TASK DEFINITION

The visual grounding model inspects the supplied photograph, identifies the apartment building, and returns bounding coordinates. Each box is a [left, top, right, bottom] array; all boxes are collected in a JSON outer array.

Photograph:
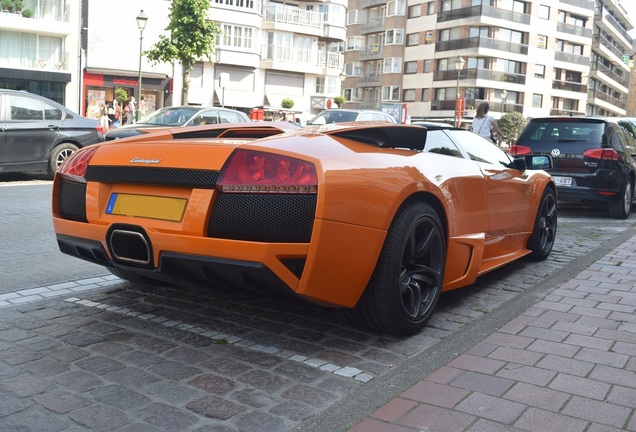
[[0, 0, 347, 117], [0, 0, 82, 112], [342, 0, 634, 123]]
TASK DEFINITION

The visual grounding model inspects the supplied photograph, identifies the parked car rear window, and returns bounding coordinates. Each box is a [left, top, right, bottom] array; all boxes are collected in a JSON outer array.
[[519, 120, 605, 145]]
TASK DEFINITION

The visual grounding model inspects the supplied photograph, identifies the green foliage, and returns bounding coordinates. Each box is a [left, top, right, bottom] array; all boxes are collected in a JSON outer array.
[[144, 0, 220, 104], [281, 98, 294, 109], [498, 111, 527, 144], [115, 88, 129, 106], [334, 96, 346, 108], [21, 7, 32, 17], [12, 0, 22, 9], [1, 0, 14, 8]]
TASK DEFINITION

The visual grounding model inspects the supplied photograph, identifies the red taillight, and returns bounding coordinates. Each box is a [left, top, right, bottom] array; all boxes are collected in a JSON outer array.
[[57, 146, 98, 183], [509, 145, 531, 155], [217, 149, 317, 194], [583, 148, 620, 161]]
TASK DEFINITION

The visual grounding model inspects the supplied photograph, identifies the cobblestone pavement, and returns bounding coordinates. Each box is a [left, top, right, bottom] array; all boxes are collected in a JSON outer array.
[[0, 208, 634, 431]]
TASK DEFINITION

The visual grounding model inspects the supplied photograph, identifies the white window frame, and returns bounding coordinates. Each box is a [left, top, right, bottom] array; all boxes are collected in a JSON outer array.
[[382, 85, 401, 101]]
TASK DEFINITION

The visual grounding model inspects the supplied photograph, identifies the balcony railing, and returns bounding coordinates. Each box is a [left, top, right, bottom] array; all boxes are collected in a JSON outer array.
[[433, 68, 526, 85], [560, 0, 594, 9], [554, 51, 590, 66], [361, 17, 385, 34], [263, 5, 323, 29], [436, 36, 528, 55], [592, 33, 625, 60], [359, 45, 384, 60], [262, 45, 343, 69], [556, 22, 593, 38], [438, 5, 530, 25], [591, 61, 629, 88], [552, 80, 587, 93], [595, 6, 631, 43], [359, 72, 382, 84], [588, 89, 624, 108]]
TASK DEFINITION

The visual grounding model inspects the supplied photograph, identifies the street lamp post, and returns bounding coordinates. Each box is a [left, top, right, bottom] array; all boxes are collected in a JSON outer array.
[[501, 89, 508, 114], [136, 10, 148, 122], [454, 55, 466, 128]]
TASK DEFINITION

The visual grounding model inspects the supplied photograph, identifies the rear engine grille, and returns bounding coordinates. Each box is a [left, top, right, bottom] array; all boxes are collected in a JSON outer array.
[[58, 178, 88, 222], [173, 130, 226, 139], [208, 194, 316, 243], [86, 166, 218, 188]]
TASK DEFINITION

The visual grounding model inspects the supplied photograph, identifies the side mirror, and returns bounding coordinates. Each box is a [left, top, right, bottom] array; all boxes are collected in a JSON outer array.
[[524, 155, 553, 170]]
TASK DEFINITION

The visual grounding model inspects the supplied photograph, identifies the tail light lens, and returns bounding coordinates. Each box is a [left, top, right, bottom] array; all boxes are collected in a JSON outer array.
[[217, 149, 317, 194], [583, 148, 620, 161], [57, 147, 98, 183], [509, 145, 531, 155]]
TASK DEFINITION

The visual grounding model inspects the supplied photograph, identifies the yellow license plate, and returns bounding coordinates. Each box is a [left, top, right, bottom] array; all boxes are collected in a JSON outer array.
[[106, 193, 187, 222]]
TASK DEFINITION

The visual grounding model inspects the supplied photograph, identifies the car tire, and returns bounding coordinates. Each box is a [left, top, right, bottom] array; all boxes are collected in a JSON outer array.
[[48, 143, 79, 178], [608, 179, 633, 219], [338, 201, 446, 335], [527, 187, 557, 261]]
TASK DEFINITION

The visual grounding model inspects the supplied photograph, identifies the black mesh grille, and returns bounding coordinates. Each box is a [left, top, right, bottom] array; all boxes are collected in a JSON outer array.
[[173, 130, 225, 139], [85, 166, 218, 188], [208, 194, 316, 243], [281, 258, 307, 278], [58, 178, 87, 222]]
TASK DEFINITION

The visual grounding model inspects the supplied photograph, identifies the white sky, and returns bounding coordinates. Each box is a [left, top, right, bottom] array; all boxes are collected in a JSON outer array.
[[618, 0, 636, 37]]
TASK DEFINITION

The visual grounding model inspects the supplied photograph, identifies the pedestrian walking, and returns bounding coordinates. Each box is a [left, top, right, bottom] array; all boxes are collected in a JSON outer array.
[[472, 102, 504, 143]]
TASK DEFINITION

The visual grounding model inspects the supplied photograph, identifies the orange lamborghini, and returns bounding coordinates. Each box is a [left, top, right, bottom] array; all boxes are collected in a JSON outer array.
[[52, 121, 557, 335]]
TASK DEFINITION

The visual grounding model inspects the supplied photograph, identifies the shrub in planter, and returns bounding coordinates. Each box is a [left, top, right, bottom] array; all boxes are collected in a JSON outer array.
[[21, 8, 33, 17]]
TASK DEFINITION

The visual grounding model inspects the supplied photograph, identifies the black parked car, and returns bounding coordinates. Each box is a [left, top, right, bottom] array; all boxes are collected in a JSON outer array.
[[511, 116, 636, 219], [104, 106, 251, 141], [0, 89, 104, 177]]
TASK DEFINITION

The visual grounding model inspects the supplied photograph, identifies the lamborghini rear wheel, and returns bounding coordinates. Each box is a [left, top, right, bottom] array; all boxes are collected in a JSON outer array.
[[339, 201, 446, 335]]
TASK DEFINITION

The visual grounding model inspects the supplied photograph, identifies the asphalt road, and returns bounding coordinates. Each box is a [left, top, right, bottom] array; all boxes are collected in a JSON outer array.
[[1, 173, 635, 431]]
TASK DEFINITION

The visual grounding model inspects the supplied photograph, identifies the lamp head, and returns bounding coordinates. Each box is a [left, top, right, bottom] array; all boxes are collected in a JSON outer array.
[[136, 9, 148, 31], [454, 55, 466, 71]]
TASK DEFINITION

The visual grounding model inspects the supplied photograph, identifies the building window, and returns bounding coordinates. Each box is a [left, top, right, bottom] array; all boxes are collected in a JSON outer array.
[[403, 89, 416, 101], [346, 36, 365, 51], [423, 59, 431, 72], [421, 88, 429, 102], [387, 0, 405, 16], [221, 25, 254, 49], [537, 35, 547, 49], [557, 39, 583, 55], [347, 10, 361, 25], [408, 4, 421, 18], [215, 0, 255, 9], [383, 57, 402, 73], [532, 93, 543, 107], [405, 61, 417, 73], [382, 85, 401, 101], [535, 64, 545, 78], [539, 4, 549, 19], [407, 33, 419, 46], [427, 1, 435, 14], [385, 29, 404, 45], [315, 77, 325, 94]]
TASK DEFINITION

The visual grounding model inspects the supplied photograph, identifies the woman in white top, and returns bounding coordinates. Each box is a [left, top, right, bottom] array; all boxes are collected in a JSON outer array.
[[472, 102, 504, 143]]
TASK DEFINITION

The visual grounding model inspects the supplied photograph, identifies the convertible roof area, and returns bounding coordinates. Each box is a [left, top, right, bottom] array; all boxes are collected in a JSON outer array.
[[130, 122, 429, 151], [324, 124, 428, 151]]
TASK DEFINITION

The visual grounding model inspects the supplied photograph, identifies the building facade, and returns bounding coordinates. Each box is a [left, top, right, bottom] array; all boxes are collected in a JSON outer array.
[[342, 0, 634, 123], [1, 0, 633, 122]]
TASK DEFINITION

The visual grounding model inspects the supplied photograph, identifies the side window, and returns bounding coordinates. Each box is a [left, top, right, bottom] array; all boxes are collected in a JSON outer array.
[[44, 102, 63, 120], [424, 130, 463, 158], [219, 111, 243, 123], [195, 112, 219, 125], [9, 96, 44, 120], [358, 113, 373, 121], [446, 130, 513, 167]]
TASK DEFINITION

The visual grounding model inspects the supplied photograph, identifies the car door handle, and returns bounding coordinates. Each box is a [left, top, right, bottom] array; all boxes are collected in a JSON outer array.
[[47, 125, 61, 131]]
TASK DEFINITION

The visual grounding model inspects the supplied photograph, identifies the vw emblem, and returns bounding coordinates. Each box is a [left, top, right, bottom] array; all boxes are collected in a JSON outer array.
[[551, 149, 561, 157]]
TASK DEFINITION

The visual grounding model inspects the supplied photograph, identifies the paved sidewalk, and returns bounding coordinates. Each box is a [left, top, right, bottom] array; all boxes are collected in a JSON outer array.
[[345, 235, 636, 431]]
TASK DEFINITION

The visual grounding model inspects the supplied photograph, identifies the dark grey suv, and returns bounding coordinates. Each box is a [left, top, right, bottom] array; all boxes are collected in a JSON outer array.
[[512, 116, 636, 219], [0, 89, 104, 177]]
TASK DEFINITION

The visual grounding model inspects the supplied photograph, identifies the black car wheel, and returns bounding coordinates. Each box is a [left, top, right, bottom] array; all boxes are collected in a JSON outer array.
[[527, 188, 557, 261], [48, 143, 79, 178], [339, 201, 446, 335], [608, 179, 633, 219]]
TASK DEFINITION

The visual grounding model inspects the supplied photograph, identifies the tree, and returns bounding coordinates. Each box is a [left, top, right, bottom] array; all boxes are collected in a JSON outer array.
[[144, 0, 220, 105], [334, 96, 346, 108], [281, 98, 294, 109], [498, 111, 527, 145]]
